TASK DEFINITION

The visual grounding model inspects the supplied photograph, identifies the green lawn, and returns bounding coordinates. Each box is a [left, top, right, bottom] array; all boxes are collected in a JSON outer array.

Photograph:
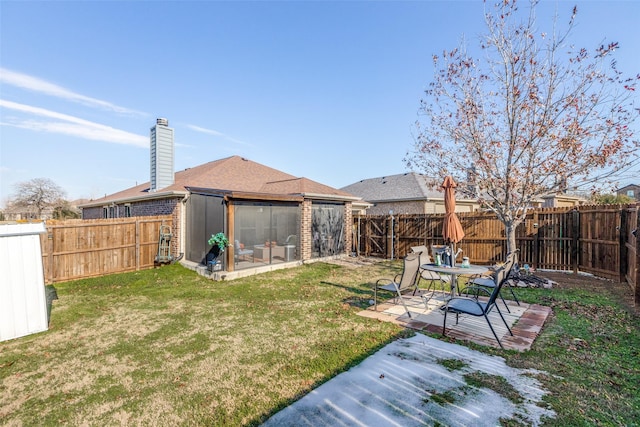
[[0, 261, 638, 426]]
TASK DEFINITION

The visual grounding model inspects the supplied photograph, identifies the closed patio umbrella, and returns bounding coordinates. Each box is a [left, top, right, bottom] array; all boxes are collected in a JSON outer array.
[[442, 176, 465, 266]]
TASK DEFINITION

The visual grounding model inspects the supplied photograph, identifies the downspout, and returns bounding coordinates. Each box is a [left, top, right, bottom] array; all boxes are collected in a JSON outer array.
[[178, 193, 190, 262]]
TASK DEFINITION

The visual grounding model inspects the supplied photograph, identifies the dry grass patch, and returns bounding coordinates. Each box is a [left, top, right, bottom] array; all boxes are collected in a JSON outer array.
[[3, 261, 637, 425], [0, 262, 402, 426]]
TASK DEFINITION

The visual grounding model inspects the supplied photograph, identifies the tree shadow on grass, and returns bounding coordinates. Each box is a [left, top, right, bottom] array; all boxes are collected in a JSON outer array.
[[319, 280, 376, 309], [319, 261, 403, 309]]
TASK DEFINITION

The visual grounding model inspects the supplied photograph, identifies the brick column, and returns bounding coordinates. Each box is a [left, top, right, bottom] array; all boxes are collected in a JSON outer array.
[[300, 200, 312, 261], [171, 199, 182, 258], [344, 202, 352, 256]]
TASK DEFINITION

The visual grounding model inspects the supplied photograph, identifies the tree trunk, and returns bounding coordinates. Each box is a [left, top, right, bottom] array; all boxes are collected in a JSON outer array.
[[505, 221, 517, 258]]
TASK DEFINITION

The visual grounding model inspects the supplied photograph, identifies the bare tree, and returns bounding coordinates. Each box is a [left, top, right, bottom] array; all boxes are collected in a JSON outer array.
[[52, 200, 81, 220], [11, 178, 66, 219], [406, 0, 639, 254]]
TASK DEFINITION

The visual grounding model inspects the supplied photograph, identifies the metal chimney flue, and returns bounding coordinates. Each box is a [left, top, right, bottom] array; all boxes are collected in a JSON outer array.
[[150, 118, 175, 192]]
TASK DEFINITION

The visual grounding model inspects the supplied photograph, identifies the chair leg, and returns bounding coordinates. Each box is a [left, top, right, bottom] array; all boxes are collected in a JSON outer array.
[[421, 279, 436, 306], [442, 310, 448, 336], [509, 286, 521, 305], [499, 291, 511, 313], [494, 305, 513, 336], [374, 287, 378, 312], [483, 313, 505, 349], [395, 288, 412, 319]]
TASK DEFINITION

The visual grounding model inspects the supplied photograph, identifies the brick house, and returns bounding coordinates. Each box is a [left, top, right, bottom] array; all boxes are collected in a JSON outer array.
[[617, 184, 640, 201], [80, 120, 361, 275], [341, 172, 480, 215]]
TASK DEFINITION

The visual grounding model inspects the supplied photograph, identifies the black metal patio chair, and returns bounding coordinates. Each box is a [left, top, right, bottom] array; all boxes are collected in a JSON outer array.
[[442, 264, 514, 349], [466, 250, 521, 312]]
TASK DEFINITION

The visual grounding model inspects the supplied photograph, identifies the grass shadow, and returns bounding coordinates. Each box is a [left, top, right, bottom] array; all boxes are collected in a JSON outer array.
[[319, 280, 376, 309], [45, 285, 58, 326]]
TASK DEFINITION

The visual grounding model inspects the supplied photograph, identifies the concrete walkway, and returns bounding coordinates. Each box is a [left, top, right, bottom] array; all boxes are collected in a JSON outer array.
[[262, 334, 555, 426], [261, 289, 555, 426]]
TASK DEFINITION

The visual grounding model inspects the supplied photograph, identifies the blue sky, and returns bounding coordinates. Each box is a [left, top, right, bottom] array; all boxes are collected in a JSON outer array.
[[1, 0, 638, 203]]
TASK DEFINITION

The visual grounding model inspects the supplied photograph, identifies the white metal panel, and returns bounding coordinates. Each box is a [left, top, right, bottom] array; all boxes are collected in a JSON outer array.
[[0, 222, 48, 342]]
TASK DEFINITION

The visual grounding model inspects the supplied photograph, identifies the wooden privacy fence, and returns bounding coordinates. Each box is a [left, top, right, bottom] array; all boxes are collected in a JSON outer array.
[[40, 215, 173, 284], [623, 204, 639, 304], [353, 204, 640, 304]]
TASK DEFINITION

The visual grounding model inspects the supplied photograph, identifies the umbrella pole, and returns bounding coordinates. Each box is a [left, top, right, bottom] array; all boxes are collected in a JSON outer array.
[[450, 243, 455, 267]]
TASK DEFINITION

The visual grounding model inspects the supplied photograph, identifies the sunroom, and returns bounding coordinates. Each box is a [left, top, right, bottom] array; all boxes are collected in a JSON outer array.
[[184, 189, 353, 274]]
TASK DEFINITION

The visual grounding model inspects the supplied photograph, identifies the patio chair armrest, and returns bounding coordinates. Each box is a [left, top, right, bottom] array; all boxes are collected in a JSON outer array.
[[375, 278, 393, 286], [458, 285, 491, 299], [420, 270, 441, 280], [470, 271, 494, 279]]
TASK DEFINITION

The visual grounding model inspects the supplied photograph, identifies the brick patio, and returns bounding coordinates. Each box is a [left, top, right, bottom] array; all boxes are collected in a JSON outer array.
[[358, 290, 552, 351]]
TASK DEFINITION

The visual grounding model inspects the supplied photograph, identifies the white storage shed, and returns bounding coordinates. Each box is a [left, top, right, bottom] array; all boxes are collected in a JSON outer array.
[[0, 222, 49, 342]]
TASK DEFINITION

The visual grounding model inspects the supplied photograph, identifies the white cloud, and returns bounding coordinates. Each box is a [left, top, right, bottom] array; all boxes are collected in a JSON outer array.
[[186, 123, 252, 146], [0, 68, 146, 116], [186, 124, 225, 137], [0, 100, 148, 147]]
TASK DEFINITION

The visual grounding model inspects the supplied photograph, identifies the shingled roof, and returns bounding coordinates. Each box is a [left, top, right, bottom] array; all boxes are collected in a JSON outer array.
[[82, 156, 359, 207], [340, 172, 443, 203]]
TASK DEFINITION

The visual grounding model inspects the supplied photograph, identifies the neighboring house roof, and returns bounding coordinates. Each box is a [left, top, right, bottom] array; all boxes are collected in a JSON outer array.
[[341, 172, 482, 204], [81, 156, 360, 207], [616, 183, 640, 201], [617, 184, 640, 191], [341, 172, 441, 203], [540, 193, 584, 201]]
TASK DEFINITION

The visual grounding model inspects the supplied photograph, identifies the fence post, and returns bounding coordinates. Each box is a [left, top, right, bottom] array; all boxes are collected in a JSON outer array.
[[620, 207, 629, 283], [635, 208, 640, 307], [365, 218, 371, 257], [387, 214, 394, 259], [572, 209, 580, 274], [47, 226, 54, 284], [356, 216, 361, 256], [532, 211, 540, 270], [135, 219, 140, 271]]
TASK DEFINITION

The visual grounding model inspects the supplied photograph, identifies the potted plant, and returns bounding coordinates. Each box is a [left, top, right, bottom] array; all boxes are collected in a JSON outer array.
[[207, 232, 229, 271]]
